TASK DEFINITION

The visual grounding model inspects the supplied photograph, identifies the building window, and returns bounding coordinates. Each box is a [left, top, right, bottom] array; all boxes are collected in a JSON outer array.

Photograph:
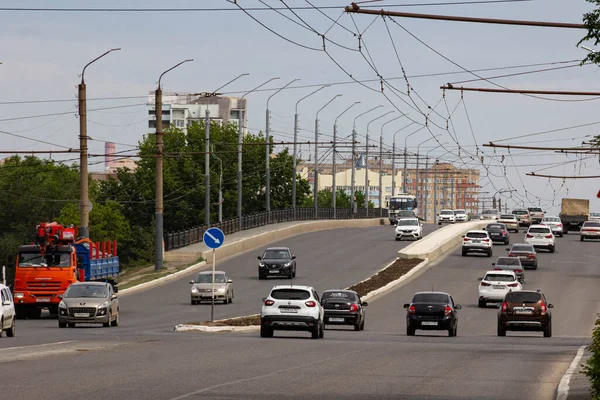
[[173, 119, 185, 128]]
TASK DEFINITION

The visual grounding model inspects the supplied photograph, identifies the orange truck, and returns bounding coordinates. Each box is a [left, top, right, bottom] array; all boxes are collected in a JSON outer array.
[[12, 222, 119, 319]]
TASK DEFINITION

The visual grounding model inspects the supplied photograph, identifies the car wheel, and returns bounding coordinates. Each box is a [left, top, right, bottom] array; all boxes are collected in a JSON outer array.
[[406, 325, 415, 336], [533, 263, 538, 270], [497, 323, 506, 337], [259, 273, 266, 280], [111, 312, 119, 327], [580, 236, 584, 242], [360, 317, 365, 331], [543, 322, 552, 338], [293, 268, 296, 278], [319, 322, 325, 339], [103, 313, 112, 328], [354, 319, 361, 331], [67, 323, 76, 328], [228, 292, 233, 304], [487, 250, 493, 257], [260, 325, 273, 338], [438, 222, 442, 226], [395, 237, 400, 241], [549, 246, 555, 253], [58, 321, 67, 328], [478, 299, 486, 308], [311, 322, 321, 339], [461, 250, 468, 257]]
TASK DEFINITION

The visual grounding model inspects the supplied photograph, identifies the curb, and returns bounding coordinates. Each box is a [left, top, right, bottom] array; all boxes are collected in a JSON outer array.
[[119, 261, 207, 296], [173, 258, 430, 333]]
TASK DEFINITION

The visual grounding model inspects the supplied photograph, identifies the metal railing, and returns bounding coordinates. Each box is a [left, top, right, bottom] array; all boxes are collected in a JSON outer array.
[[164, 207, 385, 251]]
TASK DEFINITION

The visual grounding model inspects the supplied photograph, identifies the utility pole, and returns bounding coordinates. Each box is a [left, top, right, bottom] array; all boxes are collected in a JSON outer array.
[[403, 127, 421, 193], [333, 102, 360, 219], [153, 58, 192, 271], [380, 116, 401, 216], [391, 122, 416, 197], [205, 108, 211, 227], [365, 111, 393, 216], [433, 159, 438, 220], [78, 48, 120, 239]]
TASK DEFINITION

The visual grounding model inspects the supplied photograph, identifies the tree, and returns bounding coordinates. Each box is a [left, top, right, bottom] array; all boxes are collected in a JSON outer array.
[[300, 189, 352, 208], [580, 1, 600, 65], [354, 191, 375, 209]]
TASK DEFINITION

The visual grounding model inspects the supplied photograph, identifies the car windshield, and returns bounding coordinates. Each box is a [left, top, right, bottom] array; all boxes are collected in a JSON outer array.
[[511, 245, 534, 252], [500, 215, 515, 220], [412, 293, 450, 303], [584, 222, 600, 227], [467, 232, 487, 238], [397, 211, 415, 217], [18, 252, 71, 268], [487, 224, 503, 230], [529, 227, 551, 234], [506, 292, 542, 303], [65, 284, 107, 298], [194, 273, 226, 283], [528, 208, 543, 212], [270, 289, 310, 300], [496, 257, 521, 266], [262, 250, 290, 259], [482, 210, 496, 215], [322, 291, 356, 302], [455, 210, 466, 214], [441, 211, 454, 215], [484, 274, 515, 282], [389, 197, 416, 211], [397, 219, 419, 226], [512, 210, 527, 215]]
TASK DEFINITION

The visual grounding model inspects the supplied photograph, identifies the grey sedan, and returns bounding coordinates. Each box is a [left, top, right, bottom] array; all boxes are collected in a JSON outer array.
[[58, 281, 119, 328], [190, 271, 234, 305]]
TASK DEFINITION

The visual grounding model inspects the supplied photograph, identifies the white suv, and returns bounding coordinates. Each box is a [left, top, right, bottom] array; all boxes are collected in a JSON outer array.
[[454, 209, 468, 222], [525, 225, 555, 253], [438, 209, 456, 225], [260, 285, 324, 339], [462, 230, 493, 257], [0, 284, 16, 337], [477, 270, 521, 308], [395, 218, 423, 241]]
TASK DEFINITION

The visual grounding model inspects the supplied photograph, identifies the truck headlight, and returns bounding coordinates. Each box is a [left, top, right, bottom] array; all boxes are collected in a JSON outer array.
[[14, 292, 24, 298]]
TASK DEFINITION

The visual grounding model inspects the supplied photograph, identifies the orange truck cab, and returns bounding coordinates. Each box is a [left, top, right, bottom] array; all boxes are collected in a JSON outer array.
[[12, 222, 119, 319]]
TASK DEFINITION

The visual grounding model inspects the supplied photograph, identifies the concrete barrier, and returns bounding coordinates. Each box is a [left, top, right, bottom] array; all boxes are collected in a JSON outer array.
[[398, 221, 488, 262], [168, 218, 386, 264]]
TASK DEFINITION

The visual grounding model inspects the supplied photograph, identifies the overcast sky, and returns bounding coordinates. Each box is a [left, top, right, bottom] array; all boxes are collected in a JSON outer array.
[[1, 0, 599, 214]]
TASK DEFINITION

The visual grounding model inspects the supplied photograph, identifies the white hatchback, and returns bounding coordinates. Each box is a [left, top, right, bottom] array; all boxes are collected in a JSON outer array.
[[525, 225, 556, 253], [438, 209, 456, 225], [0, 284, 16, 337], [395, 218, 423, 241], [462, 230, 493, 257], [454, 209, 468, 222], [477, 270, 521, 307]]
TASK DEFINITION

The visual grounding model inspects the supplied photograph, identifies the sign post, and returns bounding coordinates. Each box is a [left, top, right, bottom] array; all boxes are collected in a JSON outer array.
[[203, 227, 225, 322]]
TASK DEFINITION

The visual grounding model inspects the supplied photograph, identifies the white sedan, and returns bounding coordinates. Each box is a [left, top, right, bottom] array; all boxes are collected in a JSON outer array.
[[395, 218, 423, 241], [477, 270, 521, 308]]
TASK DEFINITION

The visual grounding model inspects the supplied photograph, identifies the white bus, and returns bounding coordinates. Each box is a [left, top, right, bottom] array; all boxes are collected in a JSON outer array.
[[387, 193, 418, 225]]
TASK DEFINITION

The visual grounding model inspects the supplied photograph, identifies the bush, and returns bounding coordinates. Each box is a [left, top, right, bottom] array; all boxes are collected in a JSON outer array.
[[583, 314, 600, 399]]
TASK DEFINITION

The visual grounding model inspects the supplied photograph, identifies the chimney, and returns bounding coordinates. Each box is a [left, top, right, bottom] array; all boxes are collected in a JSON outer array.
[[105, 142, 115, 171]]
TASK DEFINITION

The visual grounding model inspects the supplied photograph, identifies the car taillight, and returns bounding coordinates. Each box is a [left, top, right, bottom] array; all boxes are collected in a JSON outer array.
[[502, 230, 508, 235], [493, 268, 502, 271], [541, 302, 547, 315], [525, 214, 529, 218], [514, 269, 523, 273], [557, 223, 562, 227], [483, 238, 490, 243], [545, 234, 553, 239], [508, 253, 515, 257], [480, 281, 491, 286], [264, 299, 275, 306], [528, 254, 536, 259], [408, 305, 416, 314], [463, 238, 470, 242], [349, 303, 359, 312], [526, 234, 533, 238], [507, 283, 518, 287], [501, 302, 507, 313], [305, 301, 317, 307], [444, 306, 452, 315]]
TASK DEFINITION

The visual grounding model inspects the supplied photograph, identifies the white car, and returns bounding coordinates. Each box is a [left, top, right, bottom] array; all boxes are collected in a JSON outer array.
[[541, 216, 564, 237], [477, 270, 521, 308], [498, 214, 519, 233], [395, 218, 423, 241], [580, 220, 600, 241], [462, 230, 493, 257], [481, 209, 499, 220], [454, 209, 468, 222], [438, 209, 456, 225], [0, 284, 16, 337], [525, 225, 555, 253], [260, 285, 324, 339]]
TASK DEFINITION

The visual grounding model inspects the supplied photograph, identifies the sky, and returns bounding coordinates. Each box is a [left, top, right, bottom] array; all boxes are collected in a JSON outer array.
[[1, 0, 599, 214]]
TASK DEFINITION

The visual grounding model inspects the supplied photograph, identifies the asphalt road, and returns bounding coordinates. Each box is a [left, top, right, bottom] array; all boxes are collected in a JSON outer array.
[[4, 224, 436, 348], [1, 231, 598, 399]]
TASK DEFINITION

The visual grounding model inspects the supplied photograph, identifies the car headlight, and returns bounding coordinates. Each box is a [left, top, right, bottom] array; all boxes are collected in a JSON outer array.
[[218, 286, 227, 292], [191, 286, 198, 293], [259, 262, 265, 267], [59, 301, 67, 309], [14, 292, 24, 298], [283, 262, 291, 267], [97, 303, 108, 316]]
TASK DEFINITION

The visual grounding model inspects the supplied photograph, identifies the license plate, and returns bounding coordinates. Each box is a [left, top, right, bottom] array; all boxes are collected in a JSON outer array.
[[514, 310, 533, 315], [36, 298, 50, 302], [491, 233, 500, 236], [535, 235, 544, 238], [472, 240, 481, 243], [269, 270, 279, 274], [329, 317, 344, 322], [492, 285, 505, 289], [74, 313, 89, 318], [280, 309, 298, 313], [421, 321, 438, 326]]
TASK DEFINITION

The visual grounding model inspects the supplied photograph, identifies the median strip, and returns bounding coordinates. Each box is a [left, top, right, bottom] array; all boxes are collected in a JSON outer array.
[[174, 257, 425, 332]]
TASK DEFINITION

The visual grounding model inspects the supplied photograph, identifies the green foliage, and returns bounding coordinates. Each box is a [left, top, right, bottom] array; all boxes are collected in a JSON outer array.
[[583, 314, 600, 399], [580, 1, 600, 65], [300, 189, 374, 209]]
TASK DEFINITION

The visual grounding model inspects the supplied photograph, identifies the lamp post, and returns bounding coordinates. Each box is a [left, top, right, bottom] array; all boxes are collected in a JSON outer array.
[[391, 122, 416, 197], [364, 111, 394, 216], [154, 58, 193, 271], [403, 127, 423, 193], [314, 94, 342, 219], [238, 77, 280, 231], [415, 134, 441, 218], [78, 48, 120, 240], [351, 105, 382, 216], [424, 142, 448, 222], [266, 78, 299, 221], [333, 102, 361, 219], [379, 116, 402, 216], [493, 188, 517, 212], [292, 85, 329, 216]]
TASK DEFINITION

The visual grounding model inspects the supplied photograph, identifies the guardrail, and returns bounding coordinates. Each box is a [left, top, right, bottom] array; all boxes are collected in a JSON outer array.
[[164, 207, 385, 251]]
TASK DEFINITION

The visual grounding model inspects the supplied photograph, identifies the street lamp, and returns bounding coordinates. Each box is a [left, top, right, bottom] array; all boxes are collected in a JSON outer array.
[[364, 111, 394, 215], [493, 188, 517, 212], [351, 105, 382, 215], [314, 94, 342, 219], [333, 102, 361, 218], [403, 127, 424, 193], [292, 85, 329, 215], [415, 134, 441, 218], [424, 142, 448, 222], [379, 116, 402, 216], [391, 122, 416, 197], [237, 77, 280, 231], [266, 78, 300, 221], [78, 48, 121, 240]]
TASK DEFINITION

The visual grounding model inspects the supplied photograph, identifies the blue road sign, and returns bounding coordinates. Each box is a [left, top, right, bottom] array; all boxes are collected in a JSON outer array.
[[203, 227, 225, 249]]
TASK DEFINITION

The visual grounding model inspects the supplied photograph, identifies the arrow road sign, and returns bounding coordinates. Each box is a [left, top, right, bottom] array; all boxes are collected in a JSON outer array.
[[203, 227, 225, 249]]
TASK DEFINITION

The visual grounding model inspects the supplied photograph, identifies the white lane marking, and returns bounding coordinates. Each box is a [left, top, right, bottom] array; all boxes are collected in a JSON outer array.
[[168, 348, 367, 400], [556, 345, 586, 400], [0, 340, 75, 353]]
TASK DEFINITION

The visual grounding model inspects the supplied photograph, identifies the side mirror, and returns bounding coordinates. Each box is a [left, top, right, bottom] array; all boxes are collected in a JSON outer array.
[[58, 294, 63, 299], [257, 256, 262, 260], [461, 235, 465, 238], [291, 255, 296, 260], [482, 228, 486, 231], [227, 279, 233, 283], [505, 248, 510, 252], [548, 304, 554, 309], [455, 304, 462, 310], [491, 263, 496, 266], [113, 286, 119, 293], [189, 280, 194, 284], [111, 294, 118, 300], [362, 301, 369, 307], [403, 303, 410, 309], [477, 277, 483, 281], [261, 297, 267, 302]]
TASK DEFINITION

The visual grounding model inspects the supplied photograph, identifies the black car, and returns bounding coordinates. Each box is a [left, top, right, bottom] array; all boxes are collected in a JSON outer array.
[[506, 243, 538, 269], [321, 290, 367, 331], [404, 292, 462, 337], [258, 247, 296, 279], [484, 223, 510, 245]]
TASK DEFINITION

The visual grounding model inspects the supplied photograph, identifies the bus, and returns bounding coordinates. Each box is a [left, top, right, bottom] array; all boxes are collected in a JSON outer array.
[[387, 193, 418, 225]]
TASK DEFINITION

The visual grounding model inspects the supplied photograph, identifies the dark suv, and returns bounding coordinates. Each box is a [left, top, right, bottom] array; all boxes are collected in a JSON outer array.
[[258, 247, 296, 279], [497, 290, 553, 337]]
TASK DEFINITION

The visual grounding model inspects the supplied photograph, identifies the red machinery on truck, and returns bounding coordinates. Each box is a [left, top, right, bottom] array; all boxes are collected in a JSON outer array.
[[12, 222, 120, 319]]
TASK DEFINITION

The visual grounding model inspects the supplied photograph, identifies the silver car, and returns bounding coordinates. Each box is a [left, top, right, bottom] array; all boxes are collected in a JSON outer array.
[[58, 282, 119, 328], [541, 216, 563, 237], [481, 209, 499, 220], [190, 271, 234, 305]]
